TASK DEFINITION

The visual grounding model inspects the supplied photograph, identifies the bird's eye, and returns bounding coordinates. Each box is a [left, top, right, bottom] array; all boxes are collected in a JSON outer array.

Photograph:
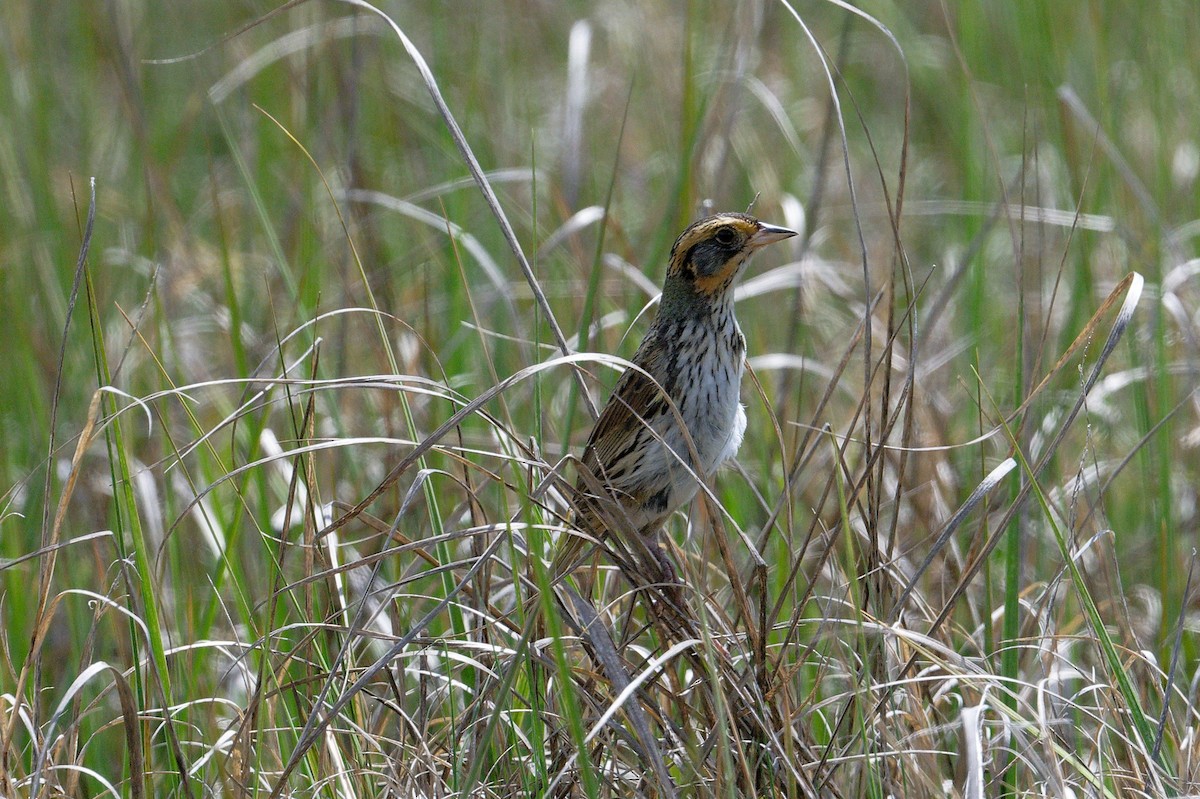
[[714, 226, 737, 246]]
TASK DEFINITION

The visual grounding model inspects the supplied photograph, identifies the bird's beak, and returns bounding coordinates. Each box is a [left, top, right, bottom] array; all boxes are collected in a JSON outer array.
[[748, 222, 798, 250]]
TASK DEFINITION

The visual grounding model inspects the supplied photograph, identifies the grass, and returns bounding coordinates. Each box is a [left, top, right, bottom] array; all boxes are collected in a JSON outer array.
[[2, 1, 1199, 796]]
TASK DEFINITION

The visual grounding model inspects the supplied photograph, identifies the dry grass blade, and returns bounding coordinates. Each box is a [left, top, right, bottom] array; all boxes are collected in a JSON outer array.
[[920, 273, 1144, 644], [4, 178, 99, 786], [270, 530, 510, 794], [891, 457, 1017, 620], [553, 589, 676, 797]]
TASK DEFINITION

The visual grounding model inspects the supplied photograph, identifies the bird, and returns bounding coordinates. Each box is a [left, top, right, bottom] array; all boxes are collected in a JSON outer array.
[[556, 212, 796, 588]]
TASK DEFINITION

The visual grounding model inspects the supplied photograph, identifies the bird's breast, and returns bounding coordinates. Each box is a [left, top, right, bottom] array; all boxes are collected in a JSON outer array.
[[661, 313, 746, 474]]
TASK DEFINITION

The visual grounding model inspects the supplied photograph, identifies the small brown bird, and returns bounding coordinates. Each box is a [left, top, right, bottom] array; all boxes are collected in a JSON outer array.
[[558, 212, 796, 584]]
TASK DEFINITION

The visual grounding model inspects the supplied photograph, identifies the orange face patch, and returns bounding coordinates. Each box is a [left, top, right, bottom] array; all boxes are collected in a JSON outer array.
[[693, 252, 747, 295]]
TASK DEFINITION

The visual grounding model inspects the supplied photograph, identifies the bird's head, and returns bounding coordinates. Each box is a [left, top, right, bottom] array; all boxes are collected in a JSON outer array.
[[663, 213, 796, 306]]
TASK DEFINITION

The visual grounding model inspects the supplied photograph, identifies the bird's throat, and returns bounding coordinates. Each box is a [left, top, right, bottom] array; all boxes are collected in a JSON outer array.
[[658, 274, 735, 321]]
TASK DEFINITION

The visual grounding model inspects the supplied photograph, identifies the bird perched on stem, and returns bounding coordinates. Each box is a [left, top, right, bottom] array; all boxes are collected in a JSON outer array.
[[557, 212, 796, 587]]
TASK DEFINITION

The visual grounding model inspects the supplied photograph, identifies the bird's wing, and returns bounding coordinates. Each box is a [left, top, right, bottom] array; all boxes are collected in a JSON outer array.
[[579, 328, 675, 494]]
